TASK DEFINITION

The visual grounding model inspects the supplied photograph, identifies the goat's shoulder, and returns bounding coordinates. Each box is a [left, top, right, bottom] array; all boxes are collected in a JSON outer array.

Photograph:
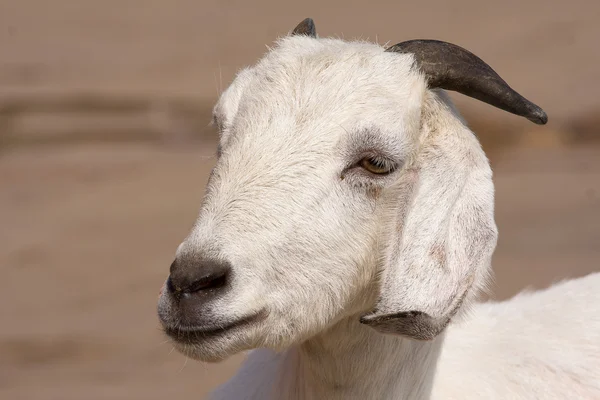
[[434, 272, 600, 399]]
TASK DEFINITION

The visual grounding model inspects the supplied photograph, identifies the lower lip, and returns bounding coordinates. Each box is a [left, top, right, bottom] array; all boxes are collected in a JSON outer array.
[[165, 325, 235, 343], [164, 311, 266, 343]]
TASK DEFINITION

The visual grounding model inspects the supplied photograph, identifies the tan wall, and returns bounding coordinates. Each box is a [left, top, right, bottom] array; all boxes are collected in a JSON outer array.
[[1, 1, 599, 121], [1, 2, 599, 399]]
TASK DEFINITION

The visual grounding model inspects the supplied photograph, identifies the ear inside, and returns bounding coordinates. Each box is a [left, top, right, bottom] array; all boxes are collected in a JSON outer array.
[[360, 94, 498, 340], [291, 18, 317, 38]]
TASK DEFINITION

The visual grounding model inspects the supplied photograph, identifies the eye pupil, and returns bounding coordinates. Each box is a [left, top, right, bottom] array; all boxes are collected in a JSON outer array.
[[360, 156, 394, 175]]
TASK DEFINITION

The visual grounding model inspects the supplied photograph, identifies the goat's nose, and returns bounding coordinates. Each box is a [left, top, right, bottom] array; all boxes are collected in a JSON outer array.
[[167, 256, 230, 297]]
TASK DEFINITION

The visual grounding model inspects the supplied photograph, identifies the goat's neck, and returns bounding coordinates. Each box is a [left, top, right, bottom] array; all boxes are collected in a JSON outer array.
[[273, 316, 444, 400]]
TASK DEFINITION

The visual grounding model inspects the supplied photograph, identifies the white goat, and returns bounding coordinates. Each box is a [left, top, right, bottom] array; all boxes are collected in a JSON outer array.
[[157, 18, 600, 399]]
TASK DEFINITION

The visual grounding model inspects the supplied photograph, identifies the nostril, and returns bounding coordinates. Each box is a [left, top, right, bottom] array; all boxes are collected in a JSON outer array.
[[167, 257, 231, 296], [187, 271, 228, 293], [166, 276, 175, 293]]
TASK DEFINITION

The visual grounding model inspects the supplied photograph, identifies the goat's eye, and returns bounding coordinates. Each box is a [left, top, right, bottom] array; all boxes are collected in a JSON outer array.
[[359, 156, 395, 175]]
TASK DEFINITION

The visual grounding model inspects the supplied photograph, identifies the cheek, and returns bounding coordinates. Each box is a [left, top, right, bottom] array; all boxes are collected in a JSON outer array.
[[262, 234, 379, 344], [266, 210, 379, 304]]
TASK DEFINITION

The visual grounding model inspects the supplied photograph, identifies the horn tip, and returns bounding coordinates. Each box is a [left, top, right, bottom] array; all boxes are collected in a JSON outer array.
[[528, 107, 548, 125], [292, 18, 316, 38]]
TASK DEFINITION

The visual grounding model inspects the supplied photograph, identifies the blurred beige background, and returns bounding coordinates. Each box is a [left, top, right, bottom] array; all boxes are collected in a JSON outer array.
[[1, 1, 599, 399]]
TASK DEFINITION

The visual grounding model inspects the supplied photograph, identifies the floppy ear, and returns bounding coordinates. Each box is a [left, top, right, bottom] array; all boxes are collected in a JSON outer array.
[[360, 39, 547, 340], [360, 92, 498, 340]]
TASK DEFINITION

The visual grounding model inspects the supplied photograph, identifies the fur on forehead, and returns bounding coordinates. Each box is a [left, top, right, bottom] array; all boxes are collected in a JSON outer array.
[[213, 36, 428, 149]]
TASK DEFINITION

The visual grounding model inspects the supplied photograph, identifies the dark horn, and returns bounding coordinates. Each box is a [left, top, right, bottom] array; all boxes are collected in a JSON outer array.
[[386, 40, 547, 125], [291, 18, 317, 38]]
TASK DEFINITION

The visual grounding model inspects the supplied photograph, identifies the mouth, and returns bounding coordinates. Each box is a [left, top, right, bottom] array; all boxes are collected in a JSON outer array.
[[163, 310, 267, 345]]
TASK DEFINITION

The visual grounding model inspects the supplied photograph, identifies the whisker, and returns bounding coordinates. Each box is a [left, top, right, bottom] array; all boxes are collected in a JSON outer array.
[[178, 356, 189, 374]]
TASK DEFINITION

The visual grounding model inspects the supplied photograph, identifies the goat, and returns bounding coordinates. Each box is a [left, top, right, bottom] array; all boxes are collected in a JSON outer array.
[[157, 18, 600, 399]]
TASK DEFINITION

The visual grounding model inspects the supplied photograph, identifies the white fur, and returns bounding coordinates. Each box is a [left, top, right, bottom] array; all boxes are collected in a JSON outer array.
[[211, 273, 600, 399], [160, 34, 600, 399]]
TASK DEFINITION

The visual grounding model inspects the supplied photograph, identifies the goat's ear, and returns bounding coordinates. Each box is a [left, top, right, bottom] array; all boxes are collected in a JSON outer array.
[[360, 95, 498, 340], [291, 18, 316, 38]]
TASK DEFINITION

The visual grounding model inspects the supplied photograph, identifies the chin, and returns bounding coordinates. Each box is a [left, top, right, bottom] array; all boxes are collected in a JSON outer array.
[[167, 329, 252, 362], [172, 341, 233, 363]]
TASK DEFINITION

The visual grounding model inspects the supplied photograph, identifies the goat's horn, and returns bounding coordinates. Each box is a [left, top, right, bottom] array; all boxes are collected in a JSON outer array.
[[386, 40, 547, 125], [291, 18, 317, 38]]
